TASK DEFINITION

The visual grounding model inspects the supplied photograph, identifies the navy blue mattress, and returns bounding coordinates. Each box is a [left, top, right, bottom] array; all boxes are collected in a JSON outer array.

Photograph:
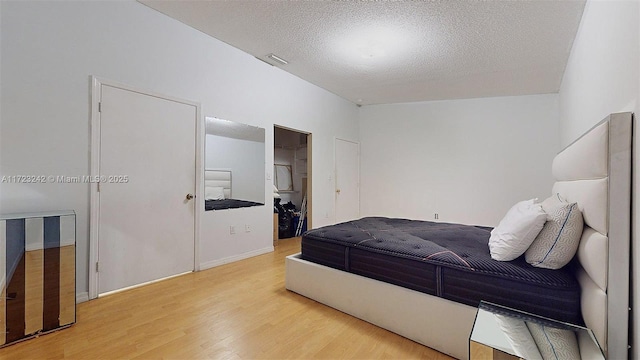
[[301, 217, 582, 324]]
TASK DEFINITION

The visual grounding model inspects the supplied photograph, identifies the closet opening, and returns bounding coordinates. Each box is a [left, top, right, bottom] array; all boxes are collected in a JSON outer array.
[[273, 126, 311, 243]]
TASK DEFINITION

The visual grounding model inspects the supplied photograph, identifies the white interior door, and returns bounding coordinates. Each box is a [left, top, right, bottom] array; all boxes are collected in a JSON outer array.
[[335, 138, 360, 223], [97, 84, 196, 295]]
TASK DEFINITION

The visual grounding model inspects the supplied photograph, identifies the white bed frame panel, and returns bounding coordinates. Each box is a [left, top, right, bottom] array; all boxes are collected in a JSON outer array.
[[205, 169, 232, 199], [285, 113, 632, 359], [604, 113, 632, 360], [285, 254, 477, 360]]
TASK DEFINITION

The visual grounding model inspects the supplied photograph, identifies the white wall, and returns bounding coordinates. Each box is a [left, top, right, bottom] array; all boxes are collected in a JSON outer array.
[[0, 1, 359, 298], [557, 0, 639, 357], [559, 1, 638, 144], [359, 94, 559, 227]]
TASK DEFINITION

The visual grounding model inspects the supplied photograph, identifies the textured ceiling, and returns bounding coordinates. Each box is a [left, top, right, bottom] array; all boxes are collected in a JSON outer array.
[[140, 0, 585, 105]]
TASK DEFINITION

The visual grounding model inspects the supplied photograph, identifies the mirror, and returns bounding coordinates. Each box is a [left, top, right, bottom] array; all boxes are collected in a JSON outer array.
[[24, 219, 43, 336], [471, 302, 604, 360], [1, 211, 76, 346], [205, 117, 266, 211]]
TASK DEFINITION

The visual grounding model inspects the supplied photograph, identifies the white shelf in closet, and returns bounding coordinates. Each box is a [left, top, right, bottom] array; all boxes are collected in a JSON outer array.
[[295, 145, 307, 175]]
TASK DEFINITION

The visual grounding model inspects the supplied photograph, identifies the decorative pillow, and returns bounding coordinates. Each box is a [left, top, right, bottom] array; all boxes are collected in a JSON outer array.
[[526, 322, 580, 360], [205, 186, 225, 200], [494, 315, 543, 360], [489, 199, 547, 261], [525, 194, 583, 269]]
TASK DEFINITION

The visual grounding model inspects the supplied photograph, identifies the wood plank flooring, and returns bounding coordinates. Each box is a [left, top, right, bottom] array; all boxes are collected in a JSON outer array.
[[0, 237, 453, 359]]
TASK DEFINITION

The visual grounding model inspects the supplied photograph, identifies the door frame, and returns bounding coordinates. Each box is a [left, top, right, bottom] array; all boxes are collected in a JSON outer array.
[[273, 125, 312, 230], [89, 76, 203, 300], [334, 137, 360, 223]]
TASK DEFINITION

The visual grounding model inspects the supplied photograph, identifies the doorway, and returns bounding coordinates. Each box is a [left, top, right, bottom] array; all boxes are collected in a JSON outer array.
[[90, 78, 200, 298], [274, 127, 311, 239]]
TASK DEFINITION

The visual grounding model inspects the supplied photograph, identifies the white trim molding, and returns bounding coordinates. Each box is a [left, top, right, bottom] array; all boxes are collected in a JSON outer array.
[[199, 247, 274, 270]]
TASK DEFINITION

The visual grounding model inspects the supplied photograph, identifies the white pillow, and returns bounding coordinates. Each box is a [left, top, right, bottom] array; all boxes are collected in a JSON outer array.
[[526, 322, 580, 360], [205, 186, 225, 200], [525, 194, 584, 269], [489, 199, 547, 261], [494, 315, 543, 360]]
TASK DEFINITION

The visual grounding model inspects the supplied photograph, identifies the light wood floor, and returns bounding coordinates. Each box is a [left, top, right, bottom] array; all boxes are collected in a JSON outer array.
[[0, 238, 452, 359]]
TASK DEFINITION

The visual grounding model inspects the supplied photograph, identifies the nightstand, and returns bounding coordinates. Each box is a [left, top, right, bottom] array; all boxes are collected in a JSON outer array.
[[470, 301, 604, 360]]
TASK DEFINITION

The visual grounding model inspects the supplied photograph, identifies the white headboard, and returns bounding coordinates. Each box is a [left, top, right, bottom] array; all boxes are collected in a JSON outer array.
[[552, 112, 632, 359], [205, 169, 232, 199]]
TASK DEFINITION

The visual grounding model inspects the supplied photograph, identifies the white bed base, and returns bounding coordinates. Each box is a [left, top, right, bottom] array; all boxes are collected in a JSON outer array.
[[286, 253, 477, 359], [286, 112, 632, 359]]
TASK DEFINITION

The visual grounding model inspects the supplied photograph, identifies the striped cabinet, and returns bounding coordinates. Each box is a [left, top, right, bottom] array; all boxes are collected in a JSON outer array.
[[0, 210, 76, 346]]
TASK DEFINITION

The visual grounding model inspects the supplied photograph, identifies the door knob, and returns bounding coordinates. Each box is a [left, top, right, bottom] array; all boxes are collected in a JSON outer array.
[[186, 193, 195, 200], [336, 189, 341, 194]]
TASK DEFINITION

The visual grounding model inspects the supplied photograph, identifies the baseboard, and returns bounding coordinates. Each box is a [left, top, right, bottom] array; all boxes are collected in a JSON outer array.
[[25, 243, 40, 252], [61, 239, 75, 247], [76, 292, 89, 303], [77, 248, 274, 301], [199, 246, 274, 270], [25, 240, 75, 252]]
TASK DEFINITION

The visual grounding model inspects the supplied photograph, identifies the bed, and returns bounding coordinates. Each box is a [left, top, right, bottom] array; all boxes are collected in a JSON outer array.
[[204, 169, 264, 210], [300, 218, 582, 324], [285, 112, 632, 359]]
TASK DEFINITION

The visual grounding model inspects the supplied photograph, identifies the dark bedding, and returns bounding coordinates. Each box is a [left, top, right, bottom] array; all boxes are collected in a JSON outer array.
[[301, 217, 582, 324], [205, 199, 264, 211]]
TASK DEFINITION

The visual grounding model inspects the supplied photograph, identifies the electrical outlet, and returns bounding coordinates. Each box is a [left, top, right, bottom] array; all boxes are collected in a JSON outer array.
[[434, 213, 439, 220], [230, 226, 236, 235], [245, 224, 251, 232]]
